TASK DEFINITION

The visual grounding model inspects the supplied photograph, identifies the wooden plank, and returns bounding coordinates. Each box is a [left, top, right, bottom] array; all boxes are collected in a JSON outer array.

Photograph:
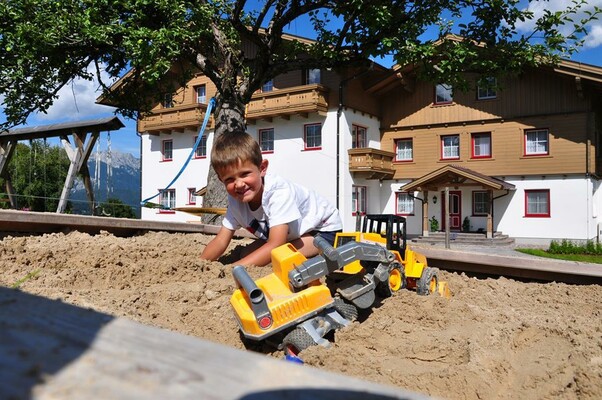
[[174, 206, 227, 215], [0, 287, 430, 400]]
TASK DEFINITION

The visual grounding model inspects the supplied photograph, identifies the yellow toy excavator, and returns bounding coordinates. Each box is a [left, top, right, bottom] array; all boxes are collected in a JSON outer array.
[[332, 214, 451, 298]]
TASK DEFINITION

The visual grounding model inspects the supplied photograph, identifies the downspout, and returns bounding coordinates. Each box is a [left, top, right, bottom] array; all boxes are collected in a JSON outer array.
[[336, 62, 374, 210], [491, 189, 511, 235]]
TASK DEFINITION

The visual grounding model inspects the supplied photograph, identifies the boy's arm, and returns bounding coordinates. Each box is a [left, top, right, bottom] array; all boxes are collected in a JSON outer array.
[[200, 226, 235, 261], [236, 224, 289, 267]]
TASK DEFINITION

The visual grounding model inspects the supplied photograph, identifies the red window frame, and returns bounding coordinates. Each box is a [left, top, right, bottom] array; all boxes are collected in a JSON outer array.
[[471, 132, 492, 159], [441, 134, 460, 160], [304, 123, 322, 150], [394, 138, 413, 162], [162, 139, 173, 162], [188, 188, 197, 205], [352, 186, 367, 216], [524, 189, 551, 218]]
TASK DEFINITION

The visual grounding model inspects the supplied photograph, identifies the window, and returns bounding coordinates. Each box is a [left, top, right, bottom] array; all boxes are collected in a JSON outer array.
[[163, 93, 174, 108], [194, 135, 207, 158], [471, 132, 491, 159], [352, 186, 367, 215], [259, 128, 274, 153], [477, 77, 497, 100], [196, 85, 206, 104], [472, 191, 491, 215], [352, 125, 367, 148], [435, 83, 453, 104], [525, 189, 550, 217], [188, 188, 197, 205], [396, 192, 414, 215], [160, 189, 176, 210], [261, 80, 273, 92], [441, 135, 460, 160], [304, 123, 322, 150], [162, 140, 173, 161], [304, 68, 321, 84], [395, 138, 413, 162], [525, 129, 549, 156]]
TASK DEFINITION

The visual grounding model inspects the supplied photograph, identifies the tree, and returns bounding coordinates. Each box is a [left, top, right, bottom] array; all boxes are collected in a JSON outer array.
[[96, 198, 136, 218], [0, 141, 71, 211], [1, 0, 599, 217]]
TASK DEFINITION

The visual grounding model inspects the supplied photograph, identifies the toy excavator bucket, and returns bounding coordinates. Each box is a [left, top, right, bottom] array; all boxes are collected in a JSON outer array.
[[437, 281, 452, 299]]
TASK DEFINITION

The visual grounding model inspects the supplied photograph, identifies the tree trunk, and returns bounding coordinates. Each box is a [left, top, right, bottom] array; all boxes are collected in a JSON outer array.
[[201, 96, 246, 224]]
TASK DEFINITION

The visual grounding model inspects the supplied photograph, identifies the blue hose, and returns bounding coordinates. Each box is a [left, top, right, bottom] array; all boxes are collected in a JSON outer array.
[[140, 97, 216, 207]]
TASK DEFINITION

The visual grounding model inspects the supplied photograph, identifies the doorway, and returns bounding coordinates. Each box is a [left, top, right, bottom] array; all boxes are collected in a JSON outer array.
[[441, 190, 462, 230]]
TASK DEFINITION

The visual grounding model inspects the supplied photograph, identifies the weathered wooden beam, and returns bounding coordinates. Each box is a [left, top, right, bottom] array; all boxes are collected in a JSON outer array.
[[0, 287, 429, 400]]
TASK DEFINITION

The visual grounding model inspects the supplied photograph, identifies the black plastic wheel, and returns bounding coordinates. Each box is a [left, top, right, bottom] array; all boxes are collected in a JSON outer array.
[[417, 266, 439, 296], [333, 297, 358, 321], [282, 328, 316, 356]]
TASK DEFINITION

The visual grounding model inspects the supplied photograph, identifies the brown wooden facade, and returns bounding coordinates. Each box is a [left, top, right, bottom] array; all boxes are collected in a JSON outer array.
[[378, 66, 602, 180]]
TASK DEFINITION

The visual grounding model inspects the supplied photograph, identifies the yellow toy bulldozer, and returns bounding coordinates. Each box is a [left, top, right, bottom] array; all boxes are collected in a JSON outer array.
[[332, 214, 450, 298], [230, 235, 403, 355]]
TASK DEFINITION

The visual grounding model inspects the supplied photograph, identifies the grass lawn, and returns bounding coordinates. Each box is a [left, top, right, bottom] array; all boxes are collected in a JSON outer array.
[[516, 248, 602, 264]]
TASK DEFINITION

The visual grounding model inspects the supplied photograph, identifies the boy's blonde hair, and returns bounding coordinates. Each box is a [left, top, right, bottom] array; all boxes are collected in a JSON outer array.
[[210, 131, 263, 173]]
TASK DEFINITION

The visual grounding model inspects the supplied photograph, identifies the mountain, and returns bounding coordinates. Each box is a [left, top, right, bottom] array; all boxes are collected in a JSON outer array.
[[70, 150, 141, 217]]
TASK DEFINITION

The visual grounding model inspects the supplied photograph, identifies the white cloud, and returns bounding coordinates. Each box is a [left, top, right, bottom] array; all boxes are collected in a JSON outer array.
[[514, 0, 602, 50], [32, 64, 117, 123]]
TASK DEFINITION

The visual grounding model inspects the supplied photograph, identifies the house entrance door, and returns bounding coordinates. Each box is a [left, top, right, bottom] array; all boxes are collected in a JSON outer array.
[[441, 190, 462, 231]]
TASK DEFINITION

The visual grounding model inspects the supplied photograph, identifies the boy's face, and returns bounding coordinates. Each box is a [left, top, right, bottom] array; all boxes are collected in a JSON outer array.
[[217, 159, 268, 207]]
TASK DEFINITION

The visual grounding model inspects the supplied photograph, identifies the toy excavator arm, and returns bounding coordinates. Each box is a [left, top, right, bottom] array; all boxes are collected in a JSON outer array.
[[288, 235, 396, 289]]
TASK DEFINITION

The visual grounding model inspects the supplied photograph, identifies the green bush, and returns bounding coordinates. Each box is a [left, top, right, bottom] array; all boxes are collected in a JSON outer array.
[[548, 239, 602, 255]]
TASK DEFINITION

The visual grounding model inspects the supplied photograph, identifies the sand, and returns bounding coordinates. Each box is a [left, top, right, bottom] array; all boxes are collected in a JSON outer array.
[[1, 230, 601, 399]]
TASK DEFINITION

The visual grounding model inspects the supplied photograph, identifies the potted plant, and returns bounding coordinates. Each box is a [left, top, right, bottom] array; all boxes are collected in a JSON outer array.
[[462, 216, 471, 232], [429, 216, 439, 232]]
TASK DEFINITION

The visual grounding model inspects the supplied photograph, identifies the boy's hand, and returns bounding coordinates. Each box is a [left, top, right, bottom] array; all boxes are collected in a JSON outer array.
[[200, 227, 234, 261], [236, 224, 289, 267]]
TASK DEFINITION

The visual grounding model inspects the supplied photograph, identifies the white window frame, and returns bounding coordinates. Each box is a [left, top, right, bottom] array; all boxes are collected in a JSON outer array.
[[396, 192, 414, 215], [306, 68, 321, 84], [435, 83, 453, 104], [162, 140, 173, 161], [441, 135, 460, 160], [196, 85, 206, 104], [525, 129, 549, 156], [259, 128, 274, 153], [160, 189, 176, 210], [304, 123, 322, 150], [194, 135, 207, 158], [477, 77, 497, 100]]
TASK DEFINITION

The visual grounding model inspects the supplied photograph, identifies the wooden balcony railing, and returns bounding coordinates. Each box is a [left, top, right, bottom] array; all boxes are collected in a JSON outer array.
[[348, 148, 395, 180], [246, 84, 329, 122], [138, 103, 214, 135]]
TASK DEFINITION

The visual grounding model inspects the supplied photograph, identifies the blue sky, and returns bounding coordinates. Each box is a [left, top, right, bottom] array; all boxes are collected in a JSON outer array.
[[2, 0, 601, 158]]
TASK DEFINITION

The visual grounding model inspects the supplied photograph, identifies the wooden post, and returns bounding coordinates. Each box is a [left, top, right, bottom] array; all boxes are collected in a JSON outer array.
[[445, 187, 450, 249], [422, 190, 429, 237]]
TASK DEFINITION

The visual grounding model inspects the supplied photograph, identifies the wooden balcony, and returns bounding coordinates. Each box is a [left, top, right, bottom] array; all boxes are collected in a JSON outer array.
[[246, 84, 329, 122], [348, 148, 395, 180], [138, 103, 214, 135]]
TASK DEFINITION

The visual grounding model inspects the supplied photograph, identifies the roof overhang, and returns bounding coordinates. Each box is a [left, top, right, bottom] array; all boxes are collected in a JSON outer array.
[[400, 164, 515, 192]]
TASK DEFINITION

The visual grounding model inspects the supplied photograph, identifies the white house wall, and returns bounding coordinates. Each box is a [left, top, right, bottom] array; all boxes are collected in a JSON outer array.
[[140, 129, 215, 223]]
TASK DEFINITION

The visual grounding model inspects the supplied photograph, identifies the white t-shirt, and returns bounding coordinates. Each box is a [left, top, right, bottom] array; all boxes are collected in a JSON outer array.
[[222, 173, 342, 241]]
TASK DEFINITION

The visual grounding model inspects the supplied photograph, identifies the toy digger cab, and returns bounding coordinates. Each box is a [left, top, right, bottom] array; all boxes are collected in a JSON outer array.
[[334, 214, 450, 298]]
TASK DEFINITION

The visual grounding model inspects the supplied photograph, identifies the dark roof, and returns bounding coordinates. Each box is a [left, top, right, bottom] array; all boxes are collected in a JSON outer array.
[[400, 164, 515, 192], [1, 117, 124, 141]]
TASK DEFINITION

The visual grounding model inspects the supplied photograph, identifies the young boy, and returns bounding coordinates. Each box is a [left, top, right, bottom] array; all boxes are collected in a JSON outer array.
[[200, 131, 342, 267]]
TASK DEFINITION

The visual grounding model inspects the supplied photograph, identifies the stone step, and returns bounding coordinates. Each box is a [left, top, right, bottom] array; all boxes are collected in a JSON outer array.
[[411, 231, 515, 246]]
